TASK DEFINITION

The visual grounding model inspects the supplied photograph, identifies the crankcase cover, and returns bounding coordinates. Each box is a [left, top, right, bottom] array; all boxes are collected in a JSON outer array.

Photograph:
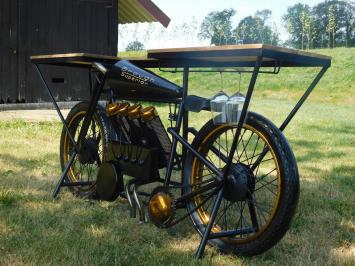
[[96, 162, 124, 201]]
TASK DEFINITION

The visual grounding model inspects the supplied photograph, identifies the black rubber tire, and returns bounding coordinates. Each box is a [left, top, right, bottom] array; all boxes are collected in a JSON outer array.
[[184, 112, 300, 256], [59, 101, 114, 198]]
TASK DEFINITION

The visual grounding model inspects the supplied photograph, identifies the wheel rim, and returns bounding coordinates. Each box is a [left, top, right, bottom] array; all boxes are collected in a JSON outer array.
[[191, 123, 281, 244], [63, 111, 105, 192]]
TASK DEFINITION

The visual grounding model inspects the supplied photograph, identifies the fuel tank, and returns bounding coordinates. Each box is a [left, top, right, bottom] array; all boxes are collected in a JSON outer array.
[[106, 60, 182, 101]]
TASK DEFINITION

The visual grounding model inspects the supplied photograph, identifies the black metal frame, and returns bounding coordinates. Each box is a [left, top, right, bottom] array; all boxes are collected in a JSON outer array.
[[33, 52, 329, 259]]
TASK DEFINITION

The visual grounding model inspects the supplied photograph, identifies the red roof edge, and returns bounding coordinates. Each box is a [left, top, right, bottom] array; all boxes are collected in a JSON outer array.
[[138, 0, 171, 27]]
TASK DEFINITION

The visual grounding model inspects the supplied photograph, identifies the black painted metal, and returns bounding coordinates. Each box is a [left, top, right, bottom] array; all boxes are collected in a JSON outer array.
[[77, 73, 106, 150], [164, 102, 184, 186], [195, 187, 225, 258], [208, 227, 256, 239], [159, 64, 280, 75], [195, 57, 262, 259], [174, 180, 221, 203], [61, 181, 94, 187], [52, 151, 77, 198], [223, 57, 262, 178], [107, 60, 183, 100], [32, 47, 330, 259], [181, 67, 189, 180], [279, 67, 329, 131], [168, 128, 223, 179], [35, 64, 77, 151], [102, 96, 181, 104], [50, 64, 107, 198], [251, 66, 329, 172]]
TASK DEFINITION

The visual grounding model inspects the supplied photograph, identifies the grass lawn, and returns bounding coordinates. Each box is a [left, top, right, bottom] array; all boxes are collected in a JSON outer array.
[[0, 47, 354, 265], [0, 99, 354, 265]]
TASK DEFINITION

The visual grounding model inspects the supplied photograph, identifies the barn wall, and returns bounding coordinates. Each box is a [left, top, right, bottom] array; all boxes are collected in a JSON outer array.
[[0, 0, 19, 103], [0, 0, 118, 103]]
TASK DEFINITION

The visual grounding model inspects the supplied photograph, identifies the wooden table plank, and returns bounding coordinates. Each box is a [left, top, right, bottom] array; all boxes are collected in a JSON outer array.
[[30, 44, 331, 68]]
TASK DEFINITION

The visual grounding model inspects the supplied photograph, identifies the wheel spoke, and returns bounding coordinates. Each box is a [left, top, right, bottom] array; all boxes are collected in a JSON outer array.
[[238, 132, 254, 164], [255, 168, 277, 184], [62, 109, 103, 194], [247, 193, 260, 231], [248, 195, 270, 224], [188, 121, 284, 243]]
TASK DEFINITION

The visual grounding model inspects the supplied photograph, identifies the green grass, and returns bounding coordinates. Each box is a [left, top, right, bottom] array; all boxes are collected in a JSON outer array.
[[0, 47, 354, 265], [120, 47, 355, 105], [0, 98, 354, 265]]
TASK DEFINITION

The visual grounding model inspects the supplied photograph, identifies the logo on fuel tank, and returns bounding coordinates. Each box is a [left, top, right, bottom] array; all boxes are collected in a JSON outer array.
[[121, 66, 155, 85]]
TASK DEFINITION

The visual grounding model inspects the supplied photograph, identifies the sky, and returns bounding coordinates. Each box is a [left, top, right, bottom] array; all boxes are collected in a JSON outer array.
[[118, 0, 326, 51]]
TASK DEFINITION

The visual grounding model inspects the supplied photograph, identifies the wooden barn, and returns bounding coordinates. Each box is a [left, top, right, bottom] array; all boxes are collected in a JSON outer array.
[[0, 0, 170, 104]]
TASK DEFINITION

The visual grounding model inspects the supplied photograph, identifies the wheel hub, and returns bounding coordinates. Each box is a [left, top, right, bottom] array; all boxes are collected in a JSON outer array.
[[223, 163, 255, 202], [78, 138, 99, 164]]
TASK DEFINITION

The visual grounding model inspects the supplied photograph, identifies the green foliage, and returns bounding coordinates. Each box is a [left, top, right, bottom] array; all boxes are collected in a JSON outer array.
[[283, 3, 312, 49], [234, 10, 279, 45], [313, 0, 355, 48], [199, 8, 279, 46], [326, 4, 337, 48], [284, 0, 355, 49], [300, 8, 314, 49], [125, 41, 145, 52], [199, 9, 236, 45]]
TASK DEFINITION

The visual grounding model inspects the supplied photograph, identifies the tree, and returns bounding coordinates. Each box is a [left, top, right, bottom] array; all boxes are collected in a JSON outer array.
[[199, 9, 236, 45], [125, 41, 145, 51], [326, 4, 337, 48], [282, 3, 311, 49], [255, 9, 272, 25], [234, 11, 279, 45], [235, 16, 263, 44], [311, 0, 354, 48], [300, 9, 313, 49]]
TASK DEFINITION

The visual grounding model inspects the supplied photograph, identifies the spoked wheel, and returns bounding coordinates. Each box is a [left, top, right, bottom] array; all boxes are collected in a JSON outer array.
[[184, 112, 299, 256], [60, 102, 113, 198]]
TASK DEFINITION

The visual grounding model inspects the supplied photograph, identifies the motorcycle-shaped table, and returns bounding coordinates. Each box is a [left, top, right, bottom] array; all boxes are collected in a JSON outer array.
[[31, 44, 331, 258]]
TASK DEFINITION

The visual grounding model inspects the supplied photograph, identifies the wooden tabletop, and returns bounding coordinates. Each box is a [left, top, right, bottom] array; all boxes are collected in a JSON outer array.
[[30, 44, 331, 68], [147, 44, 331, 67]]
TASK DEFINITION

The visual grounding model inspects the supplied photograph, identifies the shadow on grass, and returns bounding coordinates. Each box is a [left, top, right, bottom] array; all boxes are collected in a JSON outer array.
[[308, 123, 355, 136], [0, 141, 354, 265], [291, 139, 346, 163], [0, 152, 58, 171], [326, 165, 355, 195]]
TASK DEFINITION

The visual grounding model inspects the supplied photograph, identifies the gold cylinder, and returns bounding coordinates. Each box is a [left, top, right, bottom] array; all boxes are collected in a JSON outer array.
[[116, 102, 130, 116], [106, 102, 120, 116], [127, 104, 142, 119], [141, 106, 158, 121]]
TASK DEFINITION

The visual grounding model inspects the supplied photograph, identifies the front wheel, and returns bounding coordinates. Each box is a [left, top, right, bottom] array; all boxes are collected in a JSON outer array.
[[59, 101, 114, 198], [184, 112, 299, 256]]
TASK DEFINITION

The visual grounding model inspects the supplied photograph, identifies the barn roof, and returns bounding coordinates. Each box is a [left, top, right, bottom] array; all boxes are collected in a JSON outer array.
[[119, 0, 170, 27]]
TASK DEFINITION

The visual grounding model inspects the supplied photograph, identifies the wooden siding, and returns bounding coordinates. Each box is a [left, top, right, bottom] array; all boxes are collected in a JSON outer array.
[[0, 0, 19, 103], [0, 0, 118, 103]]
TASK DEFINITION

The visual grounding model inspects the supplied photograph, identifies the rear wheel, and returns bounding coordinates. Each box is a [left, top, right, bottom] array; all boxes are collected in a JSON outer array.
[[184, 112, 299, 256], [59, 101, 113, 198]]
